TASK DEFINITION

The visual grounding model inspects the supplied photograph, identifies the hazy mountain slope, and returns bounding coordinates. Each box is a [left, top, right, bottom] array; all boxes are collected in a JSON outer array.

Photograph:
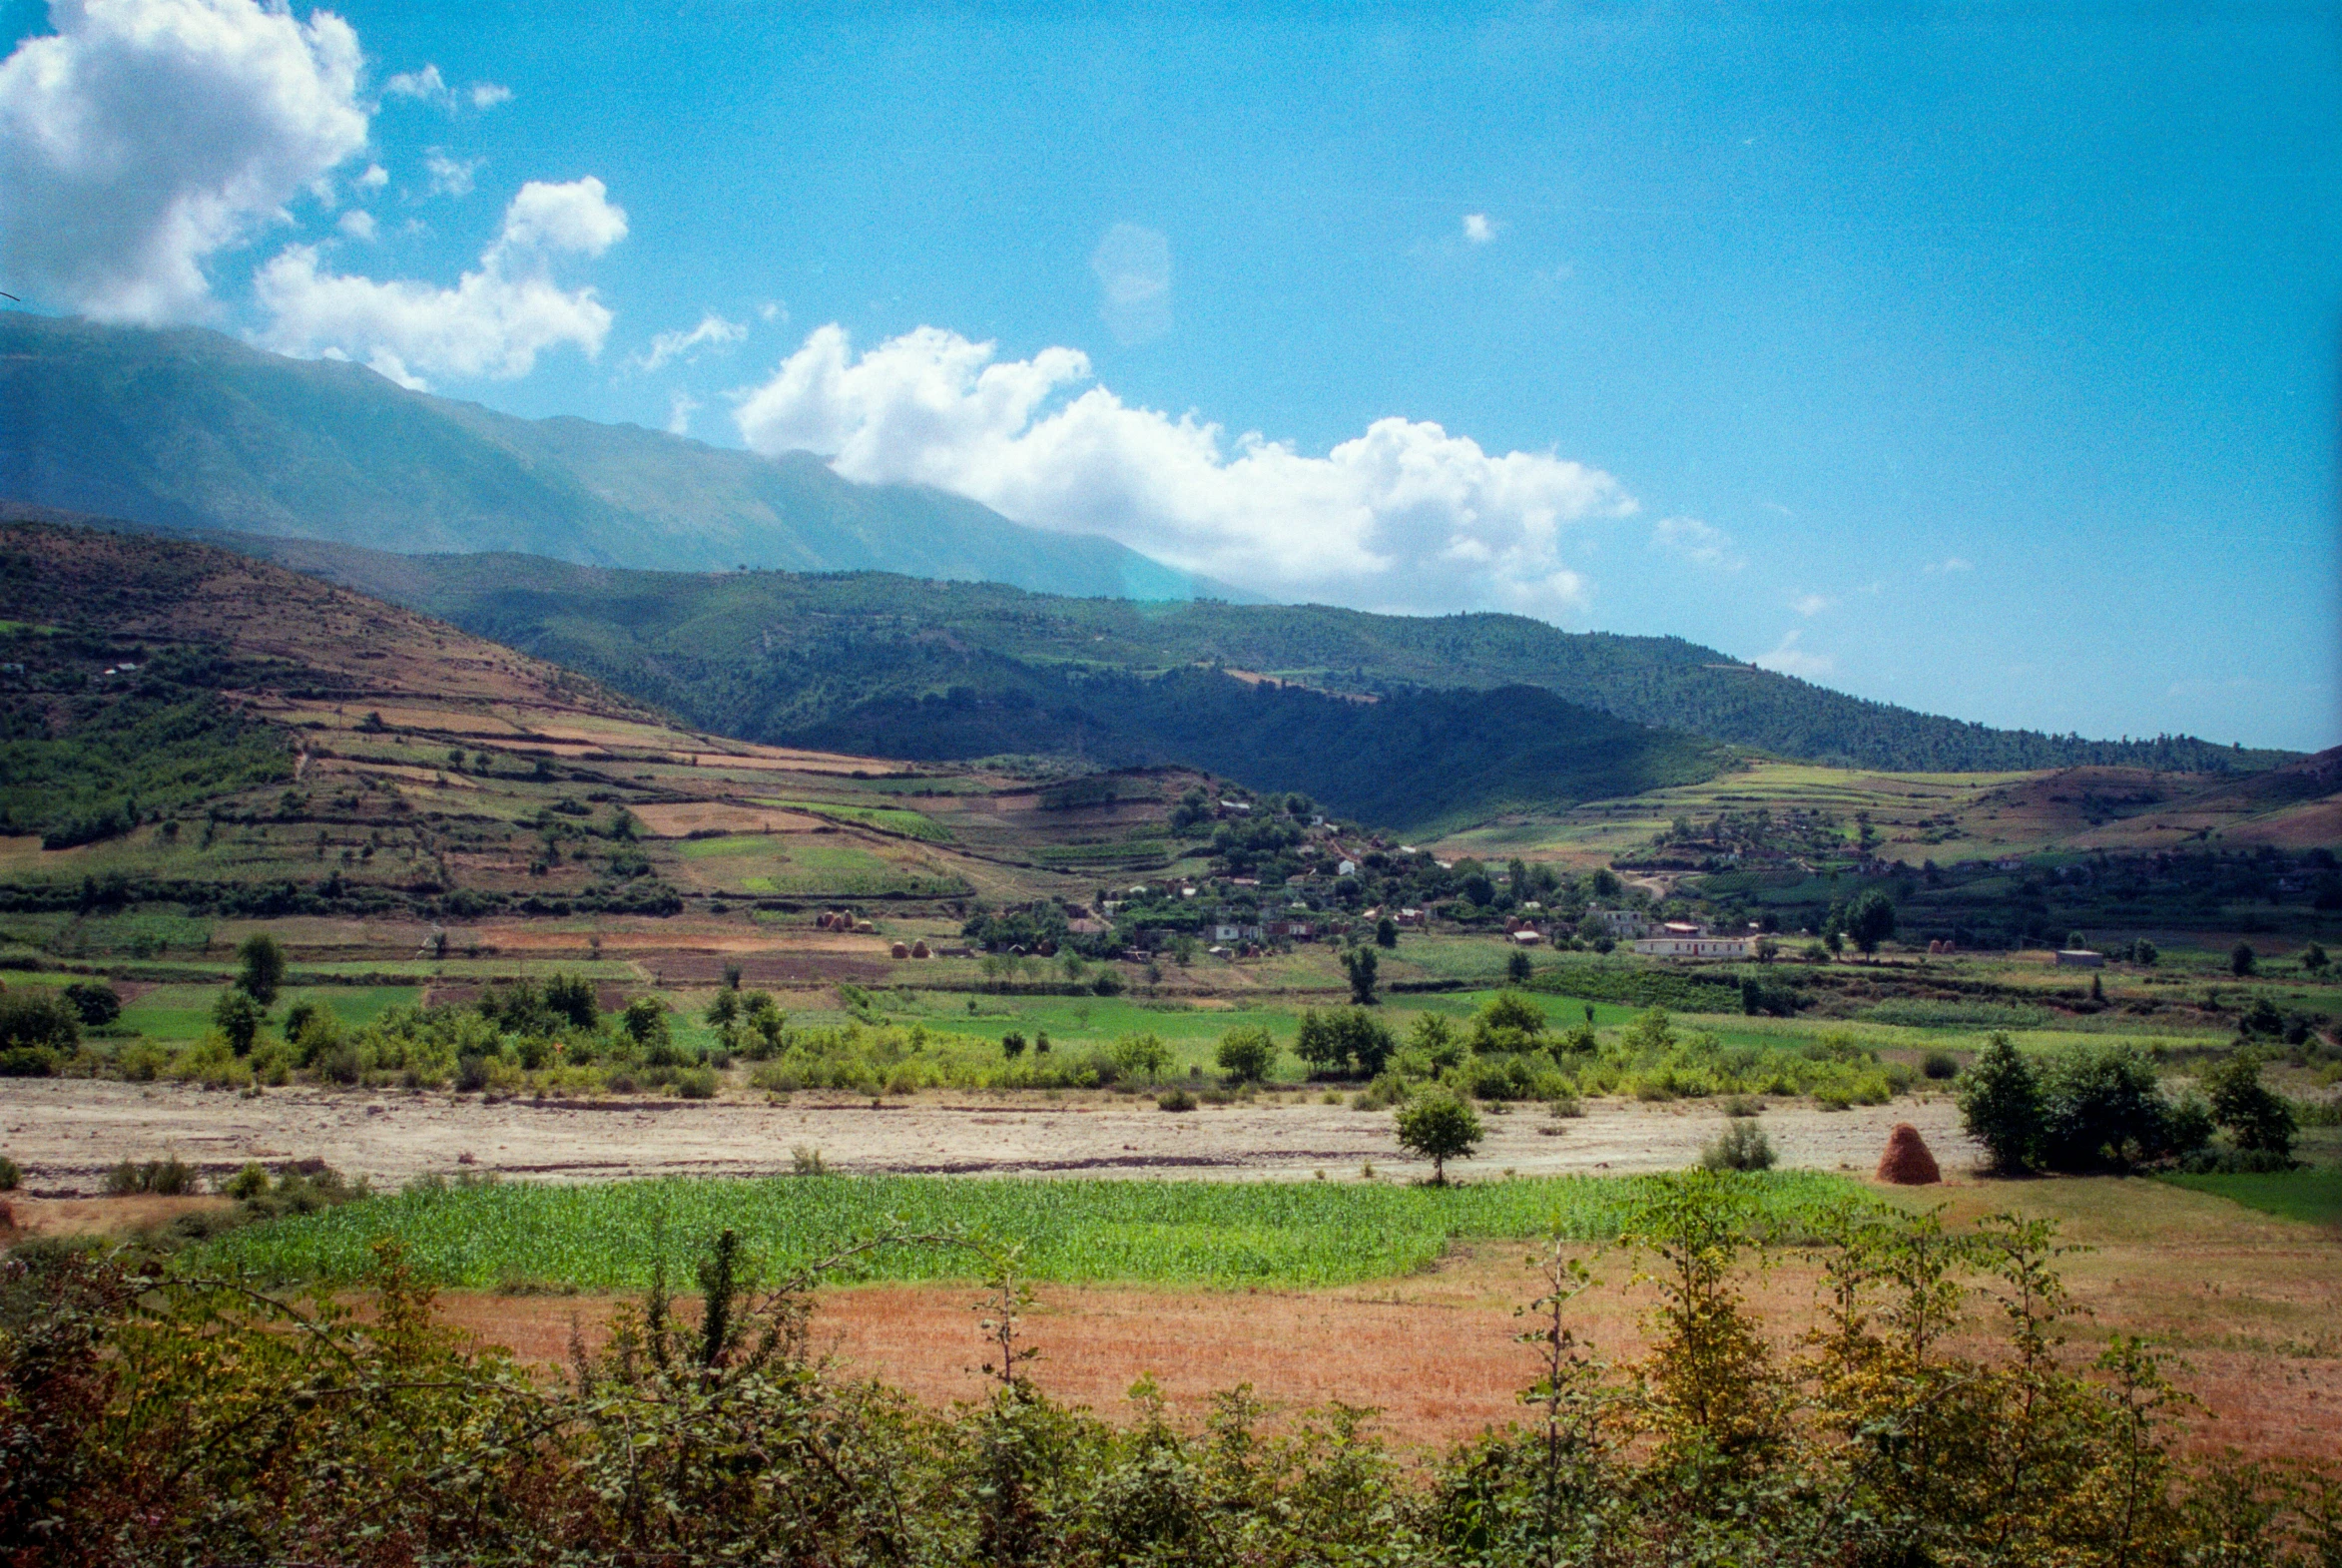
[[0, 311, 1224, 600], [218, 533, 2295, 779]]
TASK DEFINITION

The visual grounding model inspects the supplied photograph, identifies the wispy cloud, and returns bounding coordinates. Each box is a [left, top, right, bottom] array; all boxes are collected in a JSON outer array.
[[1923, 556, 1973, 576], [1791, 592, 1833, 617], [633, 312, 746, 372], [1754, 629, 1835, 679], [667, 389, 701, 436], [1649, 515, 1745, 572], [469, 82, 512, 110], [384, 64, 510, 113], [1091, 224, 1172, 345], [424, 149, 480, 198]]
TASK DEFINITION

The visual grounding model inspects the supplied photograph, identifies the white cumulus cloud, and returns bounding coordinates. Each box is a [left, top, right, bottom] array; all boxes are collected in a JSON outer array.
[[733, 324, 1635, 612], [0, 0, 368, 322], [1650, 515, 1744, 572], [256, 176, 627, 389], [1463, 212, 1494, 245], [1091, 223, 1171, 345], [468, 82, 511, 110], [1755, 629, 1836, 679], [335, 208, 374, 241], [633, 312, 746, 372], [667, 388, 701, 436]]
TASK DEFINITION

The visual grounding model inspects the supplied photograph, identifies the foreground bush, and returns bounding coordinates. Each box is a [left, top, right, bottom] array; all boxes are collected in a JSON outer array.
[[5, 1176, 2335, 1566]]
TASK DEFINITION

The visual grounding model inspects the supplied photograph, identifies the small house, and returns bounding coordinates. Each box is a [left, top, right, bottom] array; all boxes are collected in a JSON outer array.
[[2054, 949, 2104, 968]]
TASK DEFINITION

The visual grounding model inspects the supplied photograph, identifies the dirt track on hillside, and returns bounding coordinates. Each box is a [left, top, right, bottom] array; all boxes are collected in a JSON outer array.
[[0, 1079, 1978, 1195]]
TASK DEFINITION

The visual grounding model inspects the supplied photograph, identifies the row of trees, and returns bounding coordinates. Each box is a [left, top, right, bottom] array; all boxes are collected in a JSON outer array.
[[1959, 1035, 2297, 1174]]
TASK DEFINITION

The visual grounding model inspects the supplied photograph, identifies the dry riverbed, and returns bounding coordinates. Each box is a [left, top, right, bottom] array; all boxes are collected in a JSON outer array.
[[0, 1078, 1979, 1194]]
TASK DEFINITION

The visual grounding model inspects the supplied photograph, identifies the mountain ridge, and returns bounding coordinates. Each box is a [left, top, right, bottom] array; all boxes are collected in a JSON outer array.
[[0, 310, 1242, 602]]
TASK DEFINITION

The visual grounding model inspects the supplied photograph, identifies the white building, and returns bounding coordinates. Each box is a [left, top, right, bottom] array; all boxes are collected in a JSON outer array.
[[1634, 933, 1754, 959]]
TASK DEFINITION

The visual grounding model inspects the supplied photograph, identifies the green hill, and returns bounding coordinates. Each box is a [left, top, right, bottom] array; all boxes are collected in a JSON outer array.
[[223, 535, 2292, 783], [0, 312, 1229, 602]]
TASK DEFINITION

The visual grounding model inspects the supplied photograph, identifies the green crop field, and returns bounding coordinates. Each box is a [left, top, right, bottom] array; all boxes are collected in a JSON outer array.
[[754, 799, 950, 841], [118, 983, 423, 1044], [2158, 1169, 2342, 1228], [193, 1171, 1868, 1292]]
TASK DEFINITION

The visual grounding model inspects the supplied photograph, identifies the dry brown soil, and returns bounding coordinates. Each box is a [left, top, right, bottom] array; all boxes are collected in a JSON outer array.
[[429, 1177, 2339, 1464], [0, 1079, 1978, 1195]]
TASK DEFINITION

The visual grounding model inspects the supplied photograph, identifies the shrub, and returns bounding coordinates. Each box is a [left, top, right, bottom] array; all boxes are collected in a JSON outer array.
[[61, 982, 122, 1028], [1922, 1050, 1960, 1080], [1394, 1091, 1482, 1183], [674, 1067, 720, 1100], [1214, 1025, 1277, 1083], [790, 1145, 826, 1176], [211, 989, 264, 1056], [236, 933, 287, 1005], [1109, 1032, 1171, 1082], [104, 1155, 199, 1196], [2230, 941, 2256, 977], [1296, 1008, 1397, 1077], [1958, 1032, 2044, 1174], [2203, 1054, 2297, 1158], [0, 1155, 19, 1191], [1701, 1120, 1777, 1172], [1000, 1031, 1027, 1060], [0, 988, 79, 1075], [1156, 1087, 1198, 1112], [2037, 1042, 2189, 1172]]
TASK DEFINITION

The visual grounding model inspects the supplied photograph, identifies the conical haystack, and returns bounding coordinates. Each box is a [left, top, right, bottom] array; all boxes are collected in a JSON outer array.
[[1876, 1123, 1942, 1185]]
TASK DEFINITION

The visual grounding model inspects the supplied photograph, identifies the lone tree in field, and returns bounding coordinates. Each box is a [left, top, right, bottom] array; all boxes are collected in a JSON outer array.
[[2231, 941, 2257, 977], [1395, 1091, 1483, 1185], [212, 989, 264, 1056], [1215, 1024, 1277, 1083], [1844, 888, 1897, 957], [1957, 1031, 2042, 1174], [237, 933, 286, 1006], [1341, 945, 1379, 1006]]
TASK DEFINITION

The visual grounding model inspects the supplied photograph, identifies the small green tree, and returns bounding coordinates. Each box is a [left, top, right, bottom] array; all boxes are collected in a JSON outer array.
[[704, 988, 742, 1052], [2300, 942, 2328, 974], [1341, 945, 1379, 1006], [1395, 1092, 1483, 1184], [1215, 1025, 1277, 1083], [1000, 1031, 1027, 1060], [1507, 949, 1533, 984], [2130, 938, 2159, 967], [212, 989, 265, 1056], [1376, 916, 1399, 949], [2203, 1054, 2296, 1157], [1845, 888, 1897, 956], [237, 933, 287, 1005], [1958, 1032, 2042, 1175], [2230, 941, 2257, 978]]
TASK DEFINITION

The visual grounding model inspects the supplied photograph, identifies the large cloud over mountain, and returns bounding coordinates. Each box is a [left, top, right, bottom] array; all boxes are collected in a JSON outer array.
[[255, 177, 626, 388], [0, 0, 367, 322], [735, 324, 1634, 612]]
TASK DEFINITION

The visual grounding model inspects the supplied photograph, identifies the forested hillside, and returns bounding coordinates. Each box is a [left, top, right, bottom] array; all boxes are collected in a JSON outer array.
[[231, 534, 2291, 779]]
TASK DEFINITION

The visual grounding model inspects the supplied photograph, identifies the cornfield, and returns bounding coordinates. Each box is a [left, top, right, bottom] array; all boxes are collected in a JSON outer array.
[[195, 1170, 1865, 1291]]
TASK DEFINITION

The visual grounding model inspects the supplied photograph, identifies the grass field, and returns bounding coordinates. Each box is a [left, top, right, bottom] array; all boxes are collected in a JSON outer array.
[[117, 983, 421, 1043], [193, 1170, 1867, 1291], [2158, 1169, 2342, 1228]]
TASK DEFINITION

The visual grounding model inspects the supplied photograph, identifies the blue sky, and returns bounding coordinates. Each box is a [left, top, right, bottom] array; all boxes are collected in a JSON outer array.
[[3, 1, 2337, 751]]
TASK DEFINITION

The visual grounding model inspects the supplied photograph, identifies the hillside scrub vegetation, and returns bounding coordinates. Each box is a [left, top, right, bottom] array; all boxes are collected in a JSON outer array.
[[6, 1174, 2336, 1564]]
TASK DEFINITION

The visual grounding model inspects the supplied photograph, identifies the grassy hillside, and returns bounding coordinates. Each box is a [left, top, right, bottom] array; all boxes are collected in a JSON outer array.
[[0, 313, 1224, 601]]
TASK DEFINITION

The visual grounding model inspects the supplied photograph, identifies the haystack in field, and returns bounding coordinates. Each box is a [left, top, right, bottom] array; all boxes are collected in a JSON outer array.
[[1876, 1123, 1942, 1185]]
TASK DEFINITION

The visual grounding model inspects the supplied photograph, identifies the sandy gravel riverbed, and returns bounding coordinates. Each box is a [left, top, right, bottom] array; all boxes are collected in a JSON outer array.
[[0, 1079, 1979, 1194]]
